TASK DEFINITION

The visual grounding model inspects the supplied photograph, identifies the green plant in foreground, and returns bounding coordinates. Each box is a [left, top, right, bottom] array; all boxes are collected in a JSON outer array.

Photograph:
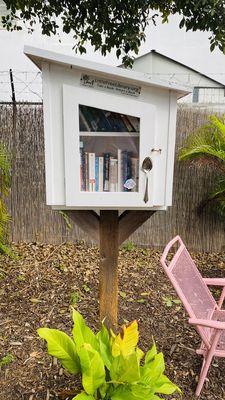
[[38, 310, 180, 400], [0, 353, 14, 367], [179, 115, 225, 217]]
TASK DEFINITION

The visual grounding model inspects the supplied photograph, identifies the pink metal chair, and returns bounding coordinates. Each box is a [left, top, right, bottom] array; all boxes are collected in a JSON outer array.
[[160, 235, 225, 396]]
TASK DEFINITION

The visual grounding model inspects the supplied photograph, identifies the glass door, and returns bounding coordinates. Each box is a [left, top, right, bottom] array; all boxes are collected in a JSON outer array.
[[79, 104, 140, 193], [63, 84, 156, 208]]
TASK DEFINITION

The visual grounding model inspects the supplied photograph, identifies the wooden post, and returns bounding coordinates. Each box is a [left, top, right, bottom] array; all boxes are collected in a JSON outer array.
[[99, 210, 119, 331], [65, 210, 156, 329]]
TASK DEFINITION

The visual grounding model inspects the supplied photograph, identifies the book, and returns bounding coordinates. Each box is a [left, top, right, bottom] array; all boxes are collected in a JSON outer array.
[[126, 115, 140, 132], [88, 153, 95, 191], [103, 153, 110, 191], [99, 156, 104, 191], [80, 141, 86, 191], [120, 114, 134, 132], [79, 109, 91, 131], [85, 152, 89, 191], [117, 149, 123, 192], [131, 157, 139, 192], [109, 158, 118, 192], [95, 157, 99, 192], [122, 151, 132, 191]]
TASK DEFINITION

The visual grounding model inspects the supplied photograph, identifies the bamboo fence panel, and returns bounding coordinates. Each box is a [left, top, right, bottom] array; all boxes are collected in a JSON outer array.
[[0, 104, 224, 251]]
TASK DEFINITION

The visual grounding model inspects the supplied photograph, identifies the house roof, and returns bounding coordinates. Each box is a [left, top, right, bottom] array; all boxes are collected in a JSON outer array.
[[134, 50, 225, 87], [24, 45, 189, 97]]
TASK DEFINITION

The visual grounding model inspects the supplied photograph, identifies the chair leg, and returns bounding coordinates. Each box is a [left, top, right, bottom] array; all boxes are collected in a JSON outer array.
[[195, 330, 221, 397], [195, 355, 211, 396]]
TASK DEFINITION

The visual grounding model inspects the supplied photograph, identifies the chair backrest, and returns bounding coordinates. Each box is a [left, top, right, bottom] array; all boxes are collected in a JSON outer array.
[[160, 236, 217, 344]]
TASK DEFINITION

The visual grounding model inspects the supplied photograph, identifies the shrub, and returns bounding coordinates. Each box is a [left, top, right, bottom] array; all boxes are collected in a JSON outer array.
[[38, 309, 180, 399]]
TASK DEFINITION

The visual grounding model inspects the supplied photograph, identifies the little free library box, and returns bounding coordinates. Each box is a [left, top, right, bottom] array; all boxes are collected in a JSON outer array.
[[24, 46, 188, 211], [24, 46, 189, 328]]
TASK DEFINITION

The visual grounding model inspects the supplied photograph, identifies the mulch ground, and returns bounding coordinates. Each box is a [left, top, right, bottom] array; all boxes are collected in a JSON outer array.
[[0, 242, 225, 400]]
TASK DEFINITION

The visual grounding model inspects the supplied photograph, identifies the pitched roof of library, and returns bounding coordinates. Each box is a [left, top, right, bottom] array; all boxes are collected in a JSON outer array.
[[24, 46, 189, 97]]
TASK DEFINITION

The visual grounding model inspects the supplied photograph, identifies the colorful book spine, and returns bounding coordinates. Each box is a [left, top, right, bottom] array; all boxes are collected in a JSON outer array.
[[85, 152, 89, 191], [117, 149, 123, 192], [88, 153, 95, 191], [122, 151, 132, 191], [103, 153, 110, 191], [95, 157, 99, 192], [99, 156, 104, 192], [126, 115, 140, 132], [79, 141, 86, 191], [131, 157, 139, 192], [109, 158, 118, 192]]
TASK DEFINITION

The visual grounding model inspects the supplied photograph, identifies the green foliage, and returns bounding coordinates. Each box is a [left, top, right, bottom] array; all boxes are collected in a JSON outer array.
[[162, 296, 181, 308], [38, 310, 180, 400], [0, 143, 11, 255], [2, 1, 225, 66], [0, 353, 14, 367], [122, 241, 135, 251], [179, 115, 225, 216], [70, 291, 80, 306]]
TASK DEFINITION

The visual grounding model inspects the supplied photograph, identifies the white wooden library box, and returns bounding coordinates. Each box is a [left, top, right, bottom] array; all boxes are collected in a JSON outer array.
[[24, 46, 188, 211]]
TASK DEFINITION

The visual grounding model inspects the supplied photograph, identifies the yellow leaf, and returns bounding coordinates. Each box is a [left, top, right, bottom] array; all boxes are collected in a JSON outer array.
[[112, 320, 138, 358]]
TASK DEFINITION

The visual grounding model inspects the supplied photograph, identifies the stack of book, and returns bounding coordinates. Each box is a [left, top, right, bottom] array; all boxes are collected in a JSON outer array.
[[80, 143, 139, 192], [79, 105, 140, 132]]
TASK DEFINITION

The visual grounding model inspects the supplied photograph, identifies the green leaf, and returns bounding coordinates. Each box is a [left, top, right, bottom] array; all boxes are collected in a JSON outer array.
[[145, 342, 157, 364], [110, 353, 140, 383], [136, 347, 144, 362], [72, 393, 95, 400], [80, 344, 105, 395], [72, 309, 98, 350], [111, 385, 155, 400], [141, 353, 165, 386], [37, 328, 80, 374], [96, 323, 112, 369], [154, 374, 181, 394]]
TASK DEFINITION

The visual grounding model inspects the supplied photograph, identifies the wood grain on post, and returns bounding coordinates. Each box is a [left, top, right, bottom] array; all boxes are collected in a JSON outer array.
[[99, 210, 119, 331]]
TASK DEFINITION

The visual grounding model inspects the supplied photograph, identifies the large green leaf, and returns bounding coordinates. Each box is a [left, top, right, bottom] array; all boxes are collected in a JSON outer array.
[[112, 320, 138, 358], [72, 309, 98, 351], [110, 353, 140, 383], [80, 344, 105, 395], [154, 374, 181, 395], [37, 328, 80, 374], [111, 385, 155, 400], [145, 342, 157, 364], [72, 393, 95, 400], [96, 323, 112, 369], [140, 353, 165, 386]]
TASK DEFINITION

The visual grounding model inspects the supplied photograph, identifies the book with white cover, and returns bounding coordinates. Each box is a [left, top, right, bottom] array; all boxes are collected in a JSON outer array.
[[88, 153, 95, 191], [117, 149, 123, 192]]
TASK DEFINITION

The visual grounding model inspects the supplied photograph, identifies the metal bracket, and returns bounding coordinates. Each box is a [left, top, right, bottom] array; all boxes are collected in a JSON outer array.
[[151, 148, 162, 154]]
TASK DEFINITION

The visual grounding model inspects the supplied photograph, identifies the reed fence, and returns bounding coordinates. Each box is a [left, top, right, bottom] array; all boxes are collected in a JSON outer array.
[[0, 104, 224, 252]]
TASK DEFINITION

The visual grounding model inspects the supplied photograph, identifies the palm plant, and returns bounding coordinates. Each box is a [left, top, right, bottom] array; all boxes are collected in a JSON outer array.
[[0, 143, 11, 254], [179, 115, 225, 217]]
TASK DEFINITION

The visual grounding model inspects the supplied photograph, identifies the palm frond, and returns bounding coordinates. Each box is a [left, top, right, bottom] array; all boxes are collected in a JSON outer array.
[[179, 115, 225, 164], [197, 178, 225, 217]]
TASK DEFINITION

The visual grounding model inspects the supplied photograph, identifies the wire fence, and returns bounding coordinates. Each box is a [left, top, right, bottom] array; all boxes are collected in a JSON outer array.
[[1, 69, 225, 107], [0, 70, 42, 103]]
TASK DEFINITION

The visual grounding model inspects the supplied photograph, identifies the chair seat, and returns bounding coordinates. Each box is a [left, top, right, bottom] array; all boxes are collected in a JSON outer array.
[[197, 309, 225, 356], [212, 309, 225, 351]]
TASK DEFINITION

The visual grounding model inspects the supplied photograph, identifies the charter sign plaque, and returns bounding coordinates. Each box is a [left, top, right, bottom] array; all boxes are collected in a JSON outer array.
[[80, 74, 141, 97]]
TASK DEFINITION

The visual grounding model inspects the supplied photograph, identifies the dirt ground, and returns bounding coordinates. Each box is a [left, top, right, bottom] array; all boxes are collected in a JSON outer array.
[[0, 241, 225, 400]]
